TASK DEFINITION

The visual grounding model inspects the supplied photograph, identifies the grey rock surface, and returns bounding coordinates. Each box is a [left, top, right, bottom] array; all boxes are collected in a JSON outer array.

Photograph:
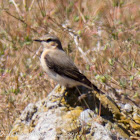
[[7, 85, 134, 140]]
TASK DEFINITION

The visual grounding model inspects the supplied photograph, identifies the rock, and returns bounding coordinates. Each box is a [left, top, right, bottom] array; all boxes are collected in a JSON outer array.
[[123, 104, 133, 112], [6, 85, 140, 140]]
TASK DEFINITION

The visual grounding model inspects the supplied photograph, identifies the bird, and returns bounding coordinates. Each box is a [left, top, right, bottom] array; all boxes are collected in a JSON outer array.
[[33, 34, 100, 93]]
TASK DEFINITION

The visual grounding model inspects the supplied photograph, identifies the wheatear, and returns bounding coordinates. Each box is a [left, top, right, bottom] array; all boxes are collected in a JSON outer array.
[[34, 35, 100, 92]]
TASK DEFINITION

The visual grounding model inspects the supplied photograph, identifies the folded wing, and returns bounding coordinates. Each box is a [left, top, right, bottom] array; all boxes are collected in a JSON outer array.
[[44, 51, 99, 91]]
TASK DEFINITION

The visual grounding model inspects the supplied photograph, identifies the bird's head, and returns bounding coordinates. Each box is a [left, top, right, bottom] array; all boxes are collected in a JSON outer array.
[[33, 35, 63, 50]]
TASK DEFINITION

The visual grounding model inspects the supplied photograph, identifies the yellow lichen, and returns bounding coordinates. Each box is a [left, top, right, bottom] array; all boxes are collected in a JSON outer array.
[[62, 106, 83, 121], [6, 136, 18, 140], [130, 120, 140, 129]]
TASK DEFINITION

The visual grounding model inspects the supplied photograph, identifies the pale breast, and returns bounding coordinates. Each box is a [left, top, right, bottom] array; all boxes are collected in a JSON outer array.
[[40, 50, 56, 77]]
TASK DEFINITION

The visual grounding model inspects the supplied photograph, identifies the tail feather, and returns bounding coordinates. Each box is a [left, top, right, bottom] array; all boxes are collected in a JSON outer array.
[[81, 77, 101, 93]]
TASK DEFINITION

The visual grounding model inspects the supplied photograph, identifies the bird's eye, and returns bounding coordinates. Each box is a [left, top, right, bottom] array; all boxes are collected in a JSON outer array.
[[46, 39, 52, 42]]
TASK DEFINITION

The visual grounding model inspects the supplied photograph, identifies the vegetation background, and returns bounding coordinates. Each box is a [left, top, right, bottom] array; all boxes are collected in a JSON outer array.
[[0, 0, 139, 139]]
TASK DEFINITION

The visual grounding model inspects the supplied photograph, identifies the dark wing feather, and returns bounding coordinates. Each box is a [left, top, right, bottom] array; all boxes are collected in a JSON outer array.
[[44, 53, 90, 85], [44, 52, 99, 91]]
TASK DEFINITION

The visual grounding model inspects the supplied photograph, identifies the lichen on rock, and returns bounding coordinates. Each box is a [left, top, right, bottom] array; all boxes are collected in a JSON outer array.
[[6, 85, 140, 140]]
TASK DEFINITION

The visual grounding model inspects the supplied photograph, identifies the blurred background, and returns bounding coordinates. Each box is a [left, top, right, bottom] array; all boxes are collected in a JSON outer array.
[[0, 0, 139, 138]]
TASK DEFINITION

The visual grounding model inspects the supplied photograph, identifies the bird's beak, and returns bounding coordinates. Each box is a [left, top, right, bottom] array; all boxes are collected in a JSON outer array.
[[33, 39, 42, 42]]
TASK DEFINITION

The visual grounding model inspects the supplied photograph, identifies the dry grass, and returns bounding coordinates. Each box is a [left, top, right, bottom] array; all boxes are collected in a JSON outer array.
[[0, 0, 139, 138]]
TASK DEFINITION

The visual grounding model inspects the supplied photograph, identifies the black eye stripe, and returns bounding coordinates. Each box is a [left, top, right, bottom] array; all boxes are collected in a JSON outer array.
[[40, 39, 53, 42], [33, 39, 42, 42], [46, 39, 52, 42], [34, 39, 55, 43]]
